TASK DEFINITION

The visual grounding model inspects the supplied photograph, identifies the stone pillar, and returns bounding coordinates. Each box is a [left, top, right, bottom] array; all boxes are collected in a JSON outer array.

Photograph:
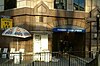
[[67, 0, 73, 11], [85, 0, 97, 12]]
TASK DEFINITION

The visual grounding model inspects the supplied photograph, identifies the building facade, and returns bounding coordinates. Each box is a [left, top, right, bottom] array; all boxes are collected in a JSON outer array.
[[0, 0, 100, 61]]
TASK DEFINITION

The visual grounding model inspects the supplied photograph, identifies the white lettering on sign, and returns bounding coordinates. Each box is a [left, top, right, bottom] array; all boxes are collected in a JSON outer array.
[[57, 29, 66, 31], [75, 30, 82, 32]]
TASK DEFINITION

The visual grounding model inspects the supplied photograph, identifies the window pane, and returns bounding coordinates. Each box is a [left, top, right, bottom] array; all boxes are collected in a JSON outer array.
[[74, 0, 79, 10], [74, 0, 85, 11], [54, 0, 65, 9], [74, 0, 78, 5], [79, 0, 85, 10], [4, 0, 16, 10]]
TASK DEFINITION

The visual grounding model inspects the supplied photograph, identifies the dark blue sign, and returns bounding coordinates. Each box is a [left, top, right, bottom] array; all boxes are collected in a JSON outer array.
[[53, 28, 86, 32]]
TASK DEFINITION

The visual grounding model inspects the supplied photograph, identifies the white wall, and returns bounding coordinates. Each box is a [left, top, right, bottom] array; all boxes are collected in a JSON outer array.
[[42, 0, 54, 9], [17, 0, 54, 9], [17, 0, 33, 8]]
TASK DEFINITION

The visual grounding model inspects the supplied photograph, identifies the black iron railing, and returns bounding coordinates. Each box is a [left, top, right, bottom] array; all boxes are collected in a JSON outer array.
[[0, 51, 98, 66]]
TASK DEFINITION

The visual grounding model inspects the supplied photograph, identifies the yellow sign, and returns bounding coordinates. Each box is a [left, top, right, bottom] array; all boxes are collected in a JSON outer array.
[[1, 18, 12, 29]]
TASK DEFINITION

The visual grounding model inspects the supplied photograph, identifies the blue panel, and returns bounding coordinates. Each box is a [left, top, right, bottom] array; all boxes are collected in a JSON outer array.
[[53, 28, 86, 32]]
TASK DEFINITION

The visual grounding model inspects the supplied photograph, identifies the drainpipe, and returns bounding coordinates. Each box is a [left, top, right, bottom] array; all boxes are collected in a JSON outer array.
[[89, 0, 92, 58], [96, 14, 99, 51]]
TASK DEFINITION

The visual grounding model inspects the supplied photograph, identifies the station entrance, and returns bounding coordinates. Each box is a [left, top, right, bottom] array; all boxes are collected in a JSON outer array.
[[52, 28, 86, 57]]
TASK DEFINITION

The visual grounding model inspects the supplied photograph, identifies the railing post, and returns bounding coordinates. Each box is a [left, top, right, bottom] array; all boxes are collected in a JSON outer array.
[[97, 51, 100, 66], [20, 52, 22, 64], [69, 53, 70, 66]]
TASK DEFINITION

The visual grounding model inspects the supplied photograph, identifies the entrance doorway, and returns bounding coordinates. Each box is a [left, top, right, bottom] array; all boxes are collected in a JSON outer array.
[[33, 34, 49, 61], [52, 32, 85, 57]]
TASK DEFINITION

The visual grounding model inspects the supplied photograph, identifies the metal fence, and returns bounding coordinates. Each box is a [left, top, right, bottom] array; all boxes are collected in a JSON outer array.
[[86, 52, 99, 66], [86, 58, 98, 66], [0, 51, 98, 66], [0, 52, 33, 66]]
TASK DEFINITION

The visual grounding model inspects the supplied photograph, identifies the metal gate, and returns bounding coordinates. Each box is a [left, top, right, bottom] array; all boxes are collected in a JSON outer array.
[[33, 52, 87, 66]]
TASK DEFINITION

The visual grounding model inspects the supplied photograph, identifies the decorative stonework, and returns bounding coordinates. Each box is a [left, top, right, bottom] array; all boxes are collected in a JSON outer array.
[[34, 1, 49, 15], [90, 7, 100, 17]]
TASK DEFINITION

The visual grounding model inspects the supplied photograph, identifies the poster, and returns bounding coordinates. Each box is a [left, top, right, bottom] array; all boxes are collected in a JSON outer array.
[[1, 17, 12, 29]]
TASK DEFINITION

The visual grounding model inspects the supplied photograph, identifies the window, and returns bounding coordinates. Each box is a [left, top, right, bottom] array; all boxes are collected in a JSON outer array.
[[35, 16, 44, 22], [39, 16, 43, 22], [73, 0, 85, 11], [35, 35, 41, 41], [54, 0, 65, 9], [4, 0, 16, 10]]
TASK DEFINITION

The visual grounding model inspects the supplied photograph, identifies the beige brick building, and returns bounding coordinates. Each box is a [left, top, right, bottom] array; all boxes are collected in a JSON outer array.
[[0, 0, 100, 60]]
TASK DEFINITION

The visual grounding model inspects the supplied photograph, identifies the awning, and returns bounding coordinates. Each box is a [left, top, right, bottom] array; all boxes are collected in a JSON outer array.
[[52, 26, 86, 32]]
